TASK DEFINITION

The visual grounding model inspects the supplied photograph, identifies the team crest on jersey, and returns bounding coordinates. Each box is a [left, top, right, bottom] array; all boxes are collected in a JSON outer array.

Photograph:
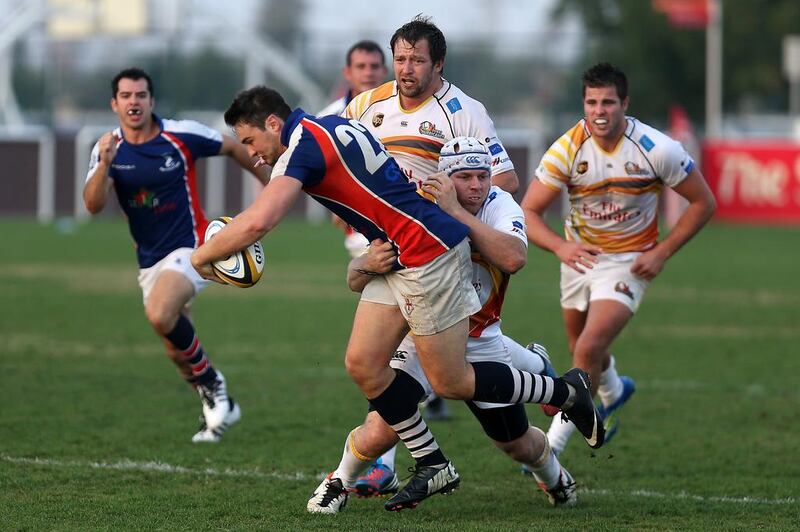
[[624, 161, 650, 176], [614, 281, 634, 299], [372, 113, 384, 127], [577, 161, 589, 174], [419, 121, 445, 139], [159, 155, 181, 172]]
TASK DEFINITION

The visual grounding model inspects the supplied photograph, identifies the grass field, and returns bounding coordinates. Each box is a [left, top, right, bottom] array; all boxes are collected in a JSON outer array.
[[1, 218, 798, 531]]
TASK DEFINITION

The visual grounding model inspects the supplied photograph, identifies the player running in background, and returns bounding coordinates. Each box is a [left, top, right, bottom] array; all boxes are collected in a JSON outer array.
[[317, 40, 389, 258], [83, 67, 269, 443], [307, 137, 575, 514], [342, 16, 522, 491], [521, 63, 716, 454], [191, 86, 604, 512]]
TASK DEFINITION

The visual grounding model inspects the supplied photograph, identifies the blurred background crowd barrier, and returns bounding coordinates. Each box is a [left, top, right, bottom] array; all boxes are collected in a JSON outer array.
[[2, 0, 800, 224]]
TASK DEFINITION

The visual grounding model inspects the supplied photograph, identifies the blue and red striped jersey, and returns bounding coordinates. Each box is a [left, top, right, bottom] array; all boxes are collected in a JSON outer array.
[[272, 109, 469, 269], [87, 115, 221, 268]]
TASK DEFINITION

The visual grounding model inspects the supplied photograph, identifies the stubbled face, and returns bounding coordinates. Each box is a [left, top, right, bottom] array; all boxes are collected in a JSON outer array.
[[111, 78, 153, 130], [234, 120, 283, 168], [583, 85, 628, 143], [450, 169, 491, 214], [345, 49, 387, 95], [392, 38, 442, 100]]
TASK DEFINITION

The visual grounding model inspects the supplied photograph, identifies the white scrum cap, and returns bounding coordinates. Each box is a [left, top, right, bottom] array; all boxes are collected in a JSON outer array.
[[437, 136, 492, 176]]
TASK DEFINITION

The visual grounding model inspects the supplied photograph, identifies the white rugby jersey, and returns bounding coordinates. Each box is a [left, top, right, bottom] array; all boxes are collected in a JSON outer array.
[[316, 94, 349, 117], [469, 186, 528, 339], [535, 117, 694, 253], [344, 79, 514, 184]]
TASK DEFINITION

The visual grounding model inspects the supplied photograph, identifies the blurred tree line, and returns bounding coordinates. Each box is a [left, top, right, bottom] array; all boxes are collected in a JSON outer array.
[[551, 0, 800, 126], [10, 0, 798, 130]]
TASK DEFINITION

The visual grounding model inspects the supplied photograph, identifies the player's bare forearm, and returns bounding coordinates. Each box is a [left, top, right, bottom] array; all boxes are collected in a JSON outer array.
[[347, 239, 395, 292], [656, 171, 717, 260], [491, 170, 519, 195], [222, 135, 270, 185], [83, 165, 111, 214], [462, 216, 527, 274]]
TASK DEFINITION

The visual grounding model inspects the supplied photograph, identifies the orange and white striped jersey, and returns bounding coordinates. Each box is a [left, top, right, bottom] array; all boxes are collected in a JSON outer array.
[[343, 79, 514, 184], [535, 117, 694, 253], [468, 186, 528, 339]]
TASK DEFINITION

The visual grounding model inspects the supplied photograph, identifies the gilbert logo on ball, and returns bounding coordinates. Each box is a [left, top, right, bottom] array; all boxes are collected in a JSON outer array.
[[204, 216, 265, 288]]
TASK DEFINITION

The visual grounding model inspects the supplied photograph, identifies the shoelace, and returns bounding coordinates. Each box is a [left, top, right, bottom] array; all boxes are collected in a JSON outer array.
[[320, 479, 346, 505]]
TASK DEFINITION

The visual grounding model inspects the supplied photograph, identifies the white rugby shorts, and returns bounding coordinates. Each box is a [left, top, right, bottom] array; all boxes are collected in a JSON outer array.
[[560, 252, 649, 313], [360, 239, 480, 335], [137, 247, 210, 305]]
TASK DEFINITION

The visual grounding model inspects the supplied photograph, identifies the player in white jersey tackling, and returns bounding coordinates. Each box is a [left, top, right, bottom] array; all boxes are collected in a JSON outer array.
[[521, 63, 716, 454], [341, 15, 524, 495], [308, 138, 575, 514]]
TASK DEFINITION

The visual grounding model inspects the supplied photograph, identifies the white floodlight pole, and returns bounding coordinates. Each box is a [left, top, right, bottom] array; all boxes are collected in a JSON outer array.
[[705, 0, 723, 139]]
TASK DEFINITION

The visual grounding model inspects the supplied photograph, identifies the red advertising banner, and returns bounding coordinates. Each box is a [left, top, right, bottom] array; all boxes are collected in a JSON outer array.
[[702, 141, 800, 223]]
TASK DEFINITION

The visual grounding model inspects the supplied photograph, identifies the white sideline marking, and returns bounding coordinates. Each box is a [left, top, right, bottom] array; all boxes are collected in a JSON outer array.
[[0, 454, 310, 482], [584, 488, 796, 506], [3, 454, 795, 506]]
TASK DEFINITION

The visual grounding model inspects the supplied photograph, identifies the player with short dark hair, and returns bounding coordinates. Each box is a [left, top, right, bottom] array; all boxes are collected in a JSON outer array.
[[521, 62, 716, 453], [192, 85, 605, 511], [84, 67, 269, 443]]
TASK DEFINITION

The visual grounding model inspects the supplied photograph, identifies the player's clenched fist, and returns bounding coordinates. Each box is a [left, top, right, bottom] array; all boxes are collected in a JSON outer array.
[[97, 132, 120, 166]]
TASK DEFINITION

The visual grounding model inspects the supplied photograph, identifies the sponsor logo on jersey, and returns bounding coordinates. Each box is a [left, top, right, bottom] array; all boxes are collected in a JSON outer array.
[[491, 156, 509, 167], [159, 155, 181, 172], [400, 120, 408, 127], [614, 281, 634, 299], [624, 161, 650, 176], [419, 121, 445, 139], [639, 134, 655, 152], [488, 143, 503, 155], [446, 97, 462, 113], [372, 113, 384, 127], [112, 163, 136, 170], [512, 220, 524, 230], [487, 191, 498, 203], [577, 161, 589, 174], [129, 188, 159, 208]]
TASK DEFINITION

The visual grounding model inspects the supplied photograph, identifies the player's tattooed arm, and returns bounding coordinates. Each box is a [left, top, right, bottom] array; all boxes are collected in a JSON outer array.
[[347, 239, 396, 292]]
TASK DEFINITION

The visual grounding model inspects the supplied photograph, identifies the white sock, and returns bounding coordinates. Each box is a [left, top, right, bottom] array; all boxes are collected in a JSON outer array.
[[504, 335, 546, 374], [331, 429, 373, 489], [376, 445, 397, 470], [527, 428, 562, 489], [546, 411, 576, 455], [598, 355, 624, 408]]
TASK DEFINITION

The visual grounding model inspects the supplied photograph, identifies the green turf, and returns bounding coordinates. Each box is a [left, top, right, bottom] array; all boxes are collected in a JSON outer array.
[[1, 219, 798, 530]]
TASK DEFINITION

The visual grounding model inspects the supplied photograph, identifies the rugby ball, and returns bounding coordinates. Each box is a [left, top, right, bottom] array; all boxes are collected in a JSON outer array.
[[204, 216, 265, 288]]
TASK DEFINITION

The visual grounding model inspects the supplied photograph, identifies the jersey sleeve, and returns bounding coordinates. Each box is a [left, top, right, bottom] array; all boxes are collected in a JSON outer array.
[[533, 137, 572, 192], [163, 119, 223, 159], [482, 188, 528, 246], [452, 97, 515, 177], [85, 140, 104, 183], [649, 131, 695, 188], [270, 123, 326, 187]]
